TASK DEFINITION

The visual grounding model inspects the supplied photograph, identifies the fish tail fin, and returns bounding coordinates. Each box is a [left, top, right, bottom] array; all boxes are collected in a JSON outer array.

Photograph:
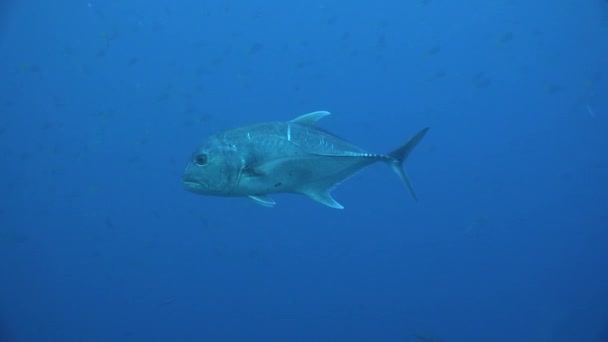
[[386, 127, 429, 201]]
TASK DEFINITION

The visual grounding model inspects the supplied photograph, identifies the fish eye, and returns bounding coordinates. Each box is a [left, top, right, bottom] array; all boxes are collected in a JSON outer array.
[[194, 153, 208, 166]]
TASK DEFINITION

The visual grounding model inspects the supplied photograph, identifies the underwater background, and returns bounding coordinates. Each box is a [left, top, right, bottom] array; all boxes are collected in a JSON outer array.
[[1, 0, 607, 341]]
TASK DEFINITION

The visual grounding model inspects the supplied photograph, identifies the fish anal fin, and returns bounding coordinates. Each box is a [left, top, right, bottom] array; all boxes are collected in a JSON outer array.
[[248, 195, 276, 207], [290, 111, 331, 125], [303, 188, 344, 209]]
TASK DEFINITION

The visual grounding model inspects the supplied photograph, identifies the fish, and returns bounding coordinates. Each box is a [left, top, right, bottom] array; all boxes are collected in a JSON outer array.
[[587, 104, 596, 119], [182, 111, 429, 209]]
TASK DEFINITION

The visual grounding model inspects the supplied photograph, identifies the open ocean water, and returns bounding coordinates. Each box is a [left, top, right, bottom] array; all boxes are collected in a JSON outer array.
[[1, 1, 607, 341]]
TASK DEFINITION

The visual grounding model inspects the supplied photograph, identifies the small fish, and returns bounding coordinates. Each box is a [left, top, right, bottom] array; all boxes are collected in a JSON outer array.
[[587, 104, 596, 119], [182, 111, 429, 209]]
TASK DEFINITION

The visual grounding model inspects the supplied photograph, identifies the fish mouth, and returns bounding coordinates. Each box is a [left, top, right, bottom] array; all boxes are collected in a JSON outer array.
[[182, 179, 205, 192]]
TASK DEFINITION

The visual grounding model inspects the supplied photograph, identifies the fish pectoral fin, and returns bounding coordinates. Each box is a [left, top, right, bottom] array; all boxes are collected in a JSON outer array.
[[248, 195, 276, 207], [303, 188, 344, 209], [290, 111, 331, 125], [246, 157, 297, 177], [247, 161, 279, 176]]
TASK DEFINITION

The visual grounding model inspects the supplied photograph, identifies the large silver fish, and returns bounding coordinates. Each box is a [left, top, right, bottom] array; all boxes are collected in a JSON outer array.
[[182, 111, 429, 209]]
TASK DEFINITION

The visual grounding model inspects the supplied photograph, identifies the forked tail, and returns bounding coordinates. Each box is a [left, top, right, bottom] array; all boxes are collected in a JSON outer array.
[[387, 127, 429, 201]]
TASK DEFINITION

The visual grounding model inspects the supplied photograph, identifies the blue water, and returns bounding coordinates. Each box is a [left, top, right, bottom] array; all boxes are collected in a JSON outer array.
[[1, 1, 607, 341]]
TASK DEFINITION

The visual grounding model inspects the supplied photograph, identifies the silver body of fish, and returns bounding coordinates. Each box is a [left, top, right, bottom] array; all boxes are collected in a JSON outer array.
[[182, 111, 429, 209]]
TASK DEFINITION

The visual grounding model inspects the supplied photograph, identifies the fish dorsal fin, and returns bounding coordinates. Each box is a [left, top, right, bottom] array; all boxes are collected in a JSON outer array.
[[248, 195, 276, 207], [290, 111, 331, 125], [302, 187, 344, 209]]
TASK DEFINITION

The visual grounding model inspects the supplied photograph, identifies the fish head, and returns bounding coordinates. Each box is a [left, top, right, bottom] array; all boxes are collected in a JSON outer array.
[[182, 138, 244, 196]]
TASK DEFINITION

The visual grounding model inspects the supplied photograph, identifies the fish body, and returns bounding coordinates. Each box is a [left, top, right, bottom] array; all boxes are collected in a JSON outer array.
[[182, 111, 429, 209]]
